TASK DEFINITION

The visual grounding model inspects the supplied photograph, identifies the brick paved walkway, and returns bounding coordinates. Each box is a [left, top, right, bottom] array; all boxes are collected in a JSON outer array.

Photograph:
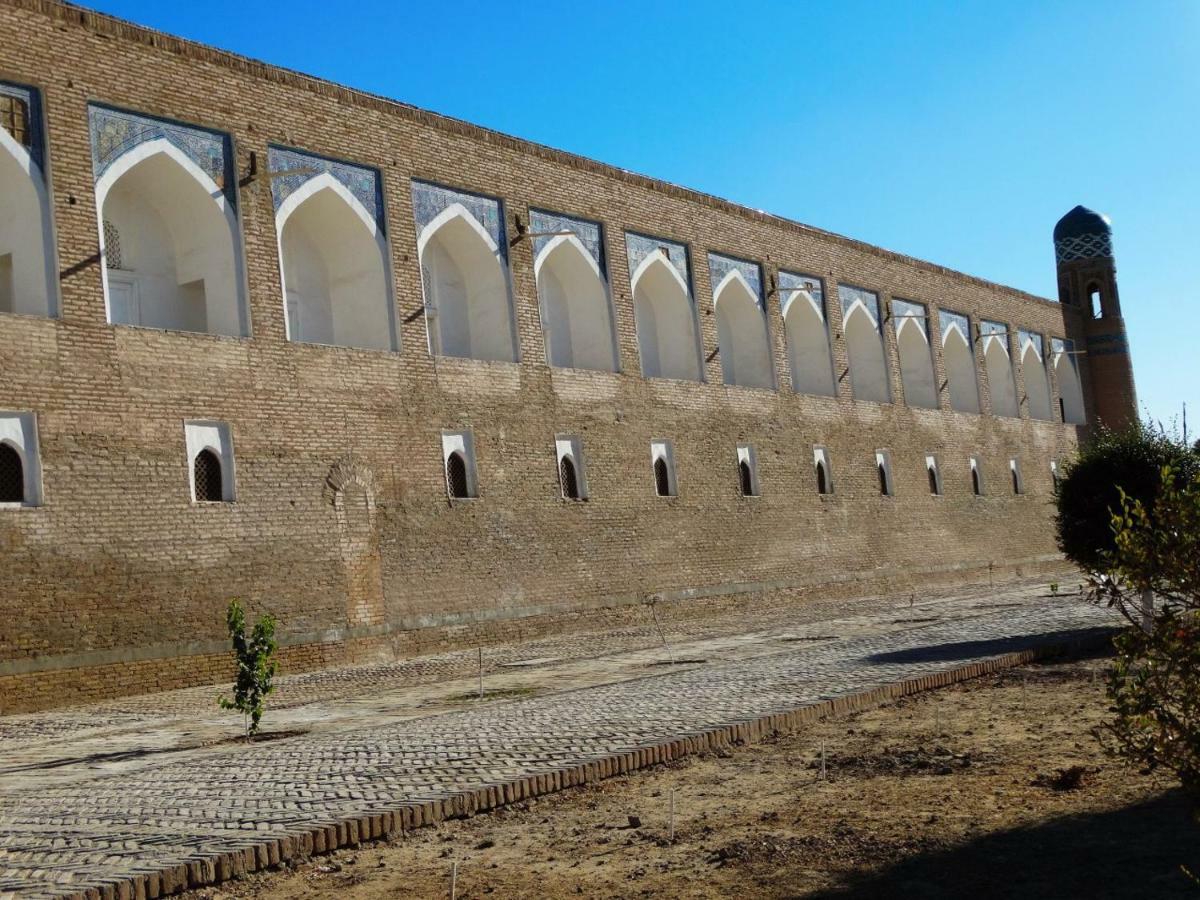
[[0, 580, 1115, 899]]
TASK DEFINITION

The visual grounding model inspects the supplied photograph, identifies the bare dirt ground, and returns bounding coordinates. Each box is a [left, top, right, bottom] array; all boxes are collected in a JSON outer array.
[[191, 653, 1199, 899]]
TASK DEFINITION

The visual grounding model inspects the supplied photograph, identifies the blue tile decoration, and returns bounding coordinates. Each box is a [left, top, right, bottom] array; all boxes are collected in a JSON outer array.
[[1055, 231, 1113, 263], [777, 271, 825, 319], [892, 298, 928, 337], [529, 209, 604, 272], [838, 284, 881, 330], [268, 145, 385, 232], [1052, 337, 1083, 371], [939, 309, 970, 344], [412, 180, 506, 258], [0, 79, 44, 173], [706, 252, 763, 308], [625, 232, 690, 293], [88, 104, 235, 207], [1018, 328, 1044, 361]]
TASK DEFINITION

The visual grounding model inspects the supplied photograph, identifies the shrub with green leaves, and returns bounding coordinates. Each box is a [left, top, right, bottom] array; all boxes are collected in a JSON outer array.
[[217, 599, 279, 738], [1091, 465, 1200, 815]]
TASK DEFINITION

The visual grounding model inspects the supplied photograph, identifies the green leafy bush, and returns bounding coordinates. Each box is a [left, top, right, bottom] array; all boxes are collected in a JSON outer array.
[[217, 599, 279, 739]]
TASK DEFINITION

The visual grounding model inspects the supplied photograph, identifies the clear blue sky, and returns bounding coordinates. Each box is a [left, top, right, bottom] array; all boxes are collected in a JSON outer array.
[[84, 0, 1198, 431]]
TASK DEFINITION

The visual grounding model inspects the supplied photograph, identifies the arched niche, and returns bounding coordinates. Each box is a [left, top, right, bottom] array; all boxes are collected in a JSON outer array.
[[895, 316, 937, 409], [1055, 351, 1086, 424], [534, 234, 618, 371], [631, 251, 702, 381], [984, 338, 1019, 417], [417, 204, 516, 362], [843, 299, 890, 403], [782, 290, 835, 397], [942, 322, 981, 414], [1021, 343, 1053, 420], [97, 139, 246, 336], [713, 270, 774, 389], [0, 127, 56, 317], [277, 174, 396, 351]]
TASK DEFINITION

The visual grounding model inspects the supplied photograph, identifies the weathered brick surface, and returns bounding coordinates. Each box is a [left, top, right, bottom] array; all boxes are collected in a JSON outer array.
[[0, 1, 1113, 710]]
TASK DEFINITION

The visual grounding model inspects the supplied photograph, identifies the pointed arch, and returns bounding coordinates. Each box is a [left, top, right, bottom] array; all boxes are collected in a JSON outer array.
[[446, 451, 470, 498], [942, 323, 981, 414], [843, 301, 890, 403], [534, 234, 618, 371], [559, 454, 581, 499], [713, 269, 774, 389], [895, 315, 937, 409], [417, 203, 516, 362], [983, 338, 1019, 417], [1055, 350, 1086, 424], [1021, 342, 1053, 420], [192, 448, 223, 503], [0, 125, 56, 317], [0, 441, 24, 503], [654, 456, 672, 497], [95, 138, 246, 336], [276, 173, 396, 351], [631, 250, 702, 381], [782, 289, 835, 396]]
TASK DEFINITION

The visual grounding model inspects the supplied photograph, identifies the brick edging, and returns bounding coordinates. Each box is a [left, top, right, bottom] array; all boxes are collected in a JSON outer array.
[[50, 630, 1113, 900]]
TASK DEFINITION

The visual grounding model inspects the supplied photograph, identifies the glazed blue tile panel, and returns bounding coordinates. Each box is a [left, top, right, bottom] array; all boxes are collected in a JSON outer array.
[[0, 80, 44, 173], [529, 209, 604, 272], [88, 104, 235, 207], [1018, 328, 1044, 360], [706, 253, 762, 307], [892, 298, 927, 337], [625, 233, 690, 293], [268, 145, 385, 232], [939, 309, 970, 344], [778, 271, 825, 318], [837, 284, 881, 330], [980, 320, 1007, 337], [412, 181, 506, 259]]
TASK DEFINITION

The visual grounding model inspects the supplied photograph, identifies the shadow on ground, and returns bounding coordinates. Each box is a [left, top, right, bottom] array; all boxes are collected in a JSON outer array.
[[864, 627, 1115, 666], [807, 791, 1199, 899]]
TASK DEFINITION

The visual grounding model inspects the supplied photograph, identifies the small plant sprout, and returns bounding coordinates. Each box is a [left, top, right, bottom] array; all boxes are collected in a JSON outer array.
[[1049, 581, 1059, 596], [217, 599, 280, 739]]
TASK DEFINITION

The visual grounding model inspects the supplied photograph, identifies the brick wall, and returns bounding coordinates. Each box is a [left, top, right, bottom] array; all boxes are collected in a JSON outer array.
[[0, 1, 1105, 712]]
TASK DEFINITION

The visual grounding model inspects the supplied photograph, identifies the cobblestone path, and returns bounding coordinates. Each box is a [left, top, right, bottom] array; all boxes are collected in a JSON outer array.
[[0, 581, 1114, 899]]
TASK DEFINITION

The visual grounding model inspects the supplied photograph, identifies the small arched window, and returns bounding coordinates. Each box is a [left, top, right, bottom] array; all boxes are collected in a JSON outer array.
[[928, 465, 940, 495], [1059, 397, 1066, 422], [446, 451, 470, 499], [816, 460, 829, 495], [1088, 285, 1103, 319], [560, 454, 580, 500], [654, 456, 671, 497], [1012, 468, 1021, 494], [738, 459, 754, 497], [971, 467, 982, 496], [193, 448, 223, 502], [877, 463, 889, 495], [0, 443, 24, 503]]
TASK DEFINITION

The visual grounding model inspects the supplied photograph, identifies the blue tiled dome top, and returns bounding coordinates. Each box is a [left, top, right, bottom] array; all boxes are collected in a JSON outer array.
[[1054, 206, 1111, 241], [1054, 206, 1113, 262]]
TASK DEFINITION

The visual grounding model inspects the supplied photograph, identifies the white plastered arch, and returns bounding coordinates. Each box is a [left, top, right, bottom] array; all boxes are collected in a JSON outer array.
[[1021, 341, 1053, 420], [984, 338, 1020, 417], [780, 287, 824, 322], [941, 323, 981, 414], [0, 126, 58, 317], [533, 233, 617, 371], [782, 288, 834, 397], [275, 172, 397, 351], [712, 268, 774, 390], [843, 301, 890, 403], [95, 137, 247, 336], [1054, 350, 1087, 424], [896, 316, 937, 409], [416, 202, 517, 362], [630, 250, 702, 381]]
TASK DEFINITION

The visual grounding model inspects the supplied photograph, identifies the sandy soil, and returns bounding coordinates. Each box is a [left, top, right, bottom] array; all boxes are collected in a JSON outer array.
[[193, 654, 1199, 899]]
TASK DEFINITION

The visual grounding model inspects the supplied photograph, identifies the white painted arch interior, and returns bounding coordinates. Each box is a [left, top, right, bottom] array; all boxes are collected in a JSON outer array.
[[631, 250, 702, 381], [941, 321, 981, 414], [96, 138, 247, 337], [983, 337, 1019, 417], [843, 299, 890, 403], [534, 234, 618, 372], [276, 173, 397, 352], [1021, 341, 1053, 420], [417, 204, 517, 363], [1055, 351, 1087, 424], [782, 289, 835, 397], [712, 269, 774, 390], [895, 315, 938, 409], [0, 127, 57, 317]]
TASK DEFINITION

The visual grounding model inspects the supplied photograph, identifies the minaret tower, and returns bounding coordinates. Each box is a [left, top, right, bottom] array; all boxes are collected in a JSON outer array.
[[1053, 206, 1138, 429]]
